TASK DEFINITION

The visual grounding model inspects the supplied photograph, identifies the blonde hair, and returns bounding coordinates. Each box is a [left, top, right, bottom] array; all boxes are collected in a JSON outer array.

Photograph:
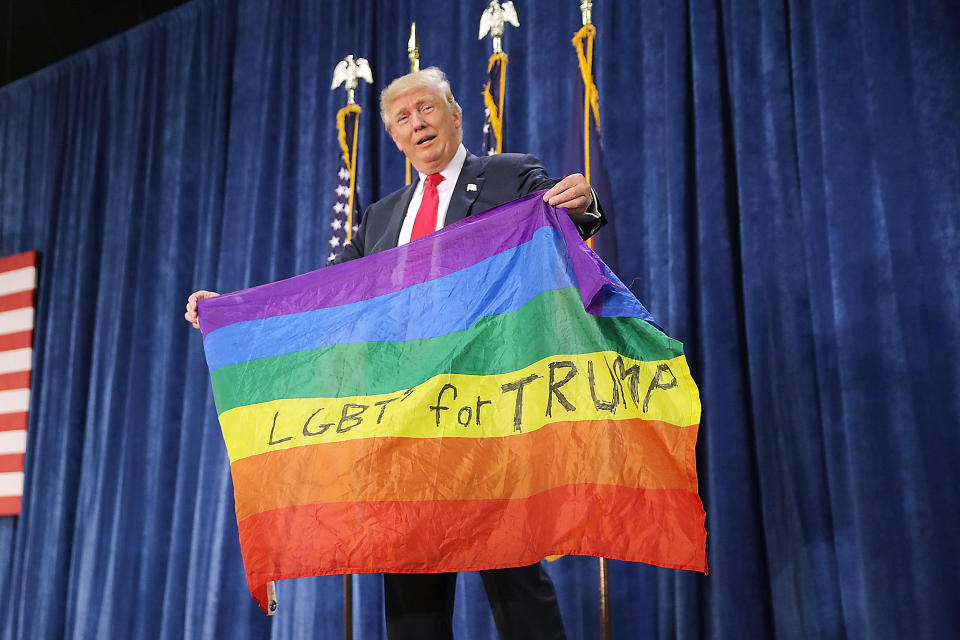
[[380, 67, 462, 131]]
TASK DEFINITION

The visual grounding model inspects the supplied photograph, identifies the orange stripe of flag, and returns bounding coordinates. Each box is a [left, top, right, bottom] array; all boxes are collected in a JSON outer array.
[[0, 371, 31, 391], [0, 290, 34, 312], [0, 495, 21, 516], [237, 483, 707, 592], [231, 418, 699, 522], [0, 331, 32, 352], [0, 251, 36, 272], [0, 412, 28, 431], [0, 453, 24, 473]]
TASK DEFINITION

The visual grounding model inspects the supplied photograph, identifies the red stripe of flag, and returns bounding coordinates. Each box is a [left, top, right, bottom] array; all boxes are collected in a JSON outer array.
[[0, 496, 22, 516], [238, 484, 707, 611], [0, 251, 36, 272], [0, 290, 34, 312], [0, 453, 24, 473], [0, 412, 28, 432], [0, 330, 33, 352], [0, 371, 30, 391]]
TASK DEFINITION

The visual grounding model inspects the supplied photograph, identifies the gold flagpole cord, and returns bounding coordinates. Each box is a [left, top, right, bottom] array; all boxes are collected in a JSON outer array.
[[482, 52, 509, 153], [572, 24, 600, 183], [497, 53, 507, 153], [336, 104, 363, 243], [573, 23, 599, 249]]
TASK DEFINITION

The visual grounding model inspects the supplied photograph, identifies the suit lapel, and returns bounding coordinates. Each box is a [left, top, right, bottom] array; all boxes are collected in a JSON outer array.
[[384, 183, 417, 249], [445, 153, 486, 227]]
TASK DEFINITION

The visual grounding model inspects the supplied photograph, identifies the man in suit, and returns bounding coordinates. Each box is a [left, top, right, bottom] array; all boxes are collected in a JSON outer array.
[[186, 67, 605, 640], [333, 67, 603, 264], [338, 66, 604, 640]]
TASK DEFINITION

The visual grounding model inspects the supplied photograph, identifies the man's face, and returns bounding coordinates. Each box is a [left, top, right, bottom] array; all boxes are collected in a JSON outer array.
[[388, 87, 462, 175]]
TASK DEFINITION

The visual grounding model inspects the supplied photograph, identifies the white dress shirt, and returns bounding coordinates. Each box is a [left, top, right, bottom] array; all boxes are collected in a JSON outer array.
[[397, 145, 468, 246]]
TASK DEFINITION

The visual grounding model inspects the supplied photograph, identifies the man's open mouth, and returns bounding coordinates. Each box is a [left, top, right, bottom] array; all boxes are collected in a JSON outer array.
[[416, 135, 436, 146]]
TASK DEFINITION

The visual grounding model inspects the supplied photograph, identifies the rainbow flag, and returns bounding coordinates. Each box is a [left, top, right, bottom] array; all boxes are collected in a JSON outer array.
[[198, 193, 707, 611]]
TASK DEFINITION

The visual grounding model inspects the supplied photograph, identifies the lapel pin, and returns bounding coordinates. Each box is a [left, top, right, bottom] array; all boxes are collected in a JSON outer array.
[[466, 183, 478, 192]]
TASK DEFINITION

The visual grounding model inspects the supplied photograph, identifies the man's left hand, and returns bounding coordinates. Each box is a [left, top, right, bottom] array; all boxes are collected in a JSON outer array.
[[543, 173, 594, 215]]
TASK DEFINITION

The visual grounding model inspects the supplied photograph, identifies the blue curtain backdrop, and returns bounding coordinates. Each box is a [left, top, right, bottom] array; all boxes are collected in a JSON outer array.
[[1, 0, 958, 638]]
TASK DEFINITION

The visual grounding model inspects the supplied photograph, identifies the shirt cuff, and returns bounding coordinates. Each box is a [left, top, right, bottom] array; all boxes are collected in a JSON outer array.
[[582, 188, 600, 218]]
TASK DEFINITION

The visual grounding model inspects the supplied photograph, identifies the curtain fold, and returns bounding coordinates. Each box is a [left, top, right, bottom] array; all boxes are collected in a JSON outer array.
[[1, 0, 957, 638]]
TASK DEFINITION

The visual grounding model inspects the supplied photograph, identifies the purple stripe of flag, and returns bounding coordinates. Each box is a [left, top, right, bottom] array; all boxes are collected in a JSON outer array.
[[199, 192, 597, 337]]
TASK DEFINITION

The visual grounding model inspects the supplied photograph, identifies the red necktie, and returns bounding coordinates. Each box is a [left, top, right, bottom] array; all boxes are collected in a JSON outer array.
[[410, 174, 444, 241]]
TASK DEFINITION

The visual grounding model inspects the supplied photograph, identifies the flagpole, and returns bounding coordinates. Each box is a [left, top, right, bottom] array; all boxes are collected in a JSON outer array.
[[599, 557, 610, 640], [576, 6, 611, 631], [330, 54, 373, 638], [406, 23, 419, 185], [343, 576, 353, 640]]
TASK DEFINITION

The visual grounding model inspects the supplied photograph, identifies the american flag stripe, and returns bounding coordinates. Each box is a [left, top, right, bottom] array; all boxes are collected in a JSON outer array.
[[0, 472, 24, 496], [0, 252, 35, 271], [0, 308, 35, 332], [0, 413, 28, 432], [0, 250, 36, 516], [0, 430, 26, 455], [0, 330, 32, 351], [0, 349, 33, 374], [0, 389, 29, 412], [0, 454, 24, 473], [0, 371, 31, 390], [0, 266, 37, 296], [0, 290, 34, 312]]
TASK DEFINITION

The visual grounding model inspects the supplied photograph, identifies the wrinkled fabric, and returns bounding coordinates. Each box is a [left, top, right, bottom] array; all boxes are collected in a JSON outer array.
[[200, 196, 705, 613], [0, 0, 958, 639]]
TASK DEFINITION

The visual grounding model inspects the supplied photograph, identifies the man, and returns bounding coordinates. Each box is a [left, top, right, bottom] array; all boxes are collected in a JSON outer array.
[[185, 67, 605, 640]]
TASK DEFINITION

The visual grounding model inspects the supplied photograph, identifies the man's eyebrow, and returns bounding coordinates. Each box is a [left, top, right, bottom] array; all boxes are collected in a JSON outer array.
[[392, 96, 435, 119]]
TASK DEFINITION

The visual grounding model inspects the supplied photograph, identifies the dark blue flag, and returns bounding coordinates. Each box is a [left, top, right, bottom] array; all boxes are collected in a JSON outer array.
[[564, 25, 618, 273], [482, 53, 508, 155]]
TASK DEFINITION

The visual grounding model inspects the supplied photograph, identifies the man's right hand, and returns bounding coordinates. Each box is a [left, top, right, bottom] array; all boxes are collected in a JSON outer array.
[[184, 290, 219, 329]]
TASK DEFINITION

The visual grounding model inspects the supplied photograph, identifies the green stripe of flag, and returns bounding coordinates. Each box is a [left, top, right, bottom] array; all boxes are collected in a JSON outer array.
[[210, 287, 682, 415]]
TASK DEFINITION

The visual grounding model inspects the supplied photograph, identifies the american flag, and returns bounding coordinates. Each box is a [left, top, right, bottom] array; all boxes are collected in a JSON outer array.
[[0, 250, 37, 516], [327, 106, 362, 264]]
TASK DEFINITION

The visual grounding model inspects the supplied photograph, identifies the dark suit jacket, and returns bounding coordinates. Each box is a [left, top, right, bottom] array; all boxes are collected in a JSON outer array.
[[335, 151, 605, 263]]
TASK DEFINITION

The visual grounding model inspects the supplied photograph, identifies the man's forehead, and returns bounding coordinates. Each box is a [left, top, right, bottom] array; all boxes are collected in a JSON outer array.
[[391, 88, 442, 113]]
